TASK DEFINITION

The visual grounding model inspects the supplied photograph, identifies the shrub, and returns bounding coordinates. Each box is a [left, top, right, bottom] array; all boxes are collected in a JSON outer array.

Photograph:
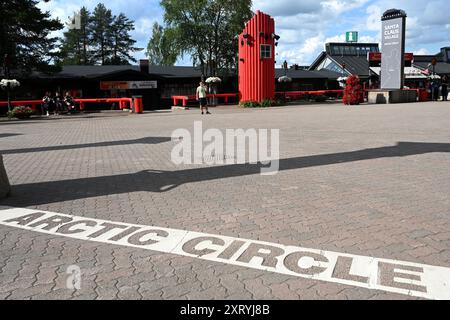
[[260, 99, 275, 108], [343, 75, 364, 105], [7, 106, 34, 119], [239, 99, 280, 108], [239, 100, 261, 108]]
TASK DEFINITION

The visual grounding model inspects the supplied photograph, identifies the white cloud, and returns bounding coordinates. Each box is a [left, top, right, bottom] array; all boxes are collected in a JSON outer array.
[[276, 34, 326, 65], [321, 0, 370, 14], [415, 48, 430, 55], [325, 35, 346, 43], [134, 18, 159, 38], [36, 0, 450, 66], [253, 0, 322, 17], [366, 5, 381, 31]]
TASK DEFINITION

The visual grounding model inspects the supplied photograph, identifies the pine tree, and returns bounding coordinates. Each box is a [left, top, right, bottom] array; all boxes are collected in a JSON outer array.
[[90, 3, 114, 65], [0, 0, 63, 75], [60, 7, 92, 65], [106, 13, 137, 65]]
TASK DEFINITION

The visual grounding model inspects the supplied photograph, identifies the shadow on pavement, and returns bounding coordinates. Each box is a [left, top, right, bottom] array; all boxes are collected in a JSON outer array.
[[0, 136, 171, 155], [2, 141, 450, 206], [0, 113, 132, 125], [0, 133, 22, 139]]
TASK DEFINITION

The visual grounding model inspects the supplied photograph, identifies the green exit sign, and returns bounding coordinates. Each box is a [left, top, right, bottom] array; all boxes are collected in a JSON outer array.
[[346, 31, 358, 43]]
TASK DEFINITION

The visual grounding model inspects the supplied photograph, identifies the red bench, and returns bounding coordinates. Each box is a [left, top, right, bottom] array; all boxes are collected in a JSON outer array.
[[0, 98, 135, 112], [276, 90, 344, 99], [172, 93, 238, 107], [74, 98, 133, 111]]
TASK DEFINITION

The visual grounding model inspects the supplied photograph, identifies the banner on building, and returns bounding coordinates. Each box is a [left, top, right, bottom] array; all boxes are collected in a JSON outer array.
[[369, 52, 413, 67], [100, 81, 157, 90]]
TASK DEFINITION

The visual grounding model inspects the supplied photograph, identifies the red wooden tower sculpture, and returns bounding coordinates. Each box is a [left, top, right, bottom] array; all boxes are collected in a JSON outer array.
[[238, 11, 277, 102]]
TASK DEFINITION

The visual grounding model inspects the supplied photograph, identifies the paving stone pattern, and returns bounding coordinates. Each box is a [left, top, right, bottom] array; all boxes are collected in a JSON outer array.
[[1, 102, 450, 299]]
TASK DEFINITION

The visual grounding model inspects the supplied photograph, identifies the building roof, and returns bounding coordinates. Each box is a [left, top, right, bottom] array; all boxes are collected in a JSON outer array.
[[275, 68, 340, 79], [310, 53, 371, 77], [310, 43, 450, 78], [309, 42, 378, 77], [27, 65, 341, 81], [147, 66, 203, 78], [413, 47, 450, 75], [330, 56, 371, 77], [32, 65, 141, 79], [414, 62, 450, 75]]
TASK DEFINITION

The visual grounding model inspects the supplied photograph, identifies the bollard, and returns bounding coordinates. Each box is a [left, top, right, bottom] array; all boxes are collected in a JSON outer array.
[[0, 155, 11, 198], [132, 96, 143, 114]]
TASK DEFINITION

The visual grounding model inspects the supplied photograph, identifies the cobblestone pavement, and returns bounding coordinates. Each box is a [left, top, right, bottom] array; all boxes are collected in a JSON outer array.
[[0, 101, 450, 300]]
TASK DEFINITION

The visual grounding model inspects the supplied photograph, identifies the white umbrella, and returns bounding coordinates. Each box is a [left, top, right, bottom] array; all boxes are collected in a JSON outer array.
[[337, 76, 348, 88], [278, 76, 292, 83], [205, 77, 222, 84], [0, 79, 20, 89]]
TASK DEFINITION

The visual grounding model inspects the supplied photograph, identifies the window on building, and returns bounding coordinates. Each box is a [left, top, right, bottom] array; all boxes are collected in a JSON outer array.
[[447, 50, 450, 60], [260, 45, 272, 59], [317, 57, 346, 74]]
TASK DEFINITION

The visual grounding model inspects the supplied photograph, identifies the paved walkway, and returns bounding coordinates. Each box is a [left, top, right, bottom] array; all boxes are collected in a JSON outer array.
[[0, 101, 450, 300]]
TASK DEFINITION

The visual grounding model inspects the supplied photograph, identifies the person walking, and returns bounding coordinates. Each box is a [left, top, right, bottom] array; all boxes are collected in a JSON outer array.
[[196, 81, 210, 115], [441, 76, 448, 101], [430, 79, 439, 101]]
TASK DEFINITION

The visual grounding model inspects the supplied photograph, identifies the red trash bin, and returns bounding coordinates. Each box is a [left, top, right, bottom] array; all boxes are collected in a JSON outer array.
[[133, 96, 143, 114], [418, 89, 429, 102]]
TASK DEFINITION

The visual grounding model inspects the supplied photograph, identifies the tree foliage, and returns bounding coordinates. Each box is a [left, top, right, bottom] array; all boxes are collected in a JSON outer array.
[[60, 3, 138, 66], [90, 4, 115, 65], [60, 7, 92, 65], [0, 0, 63, 75], [160, 0, 253, 76], [146, 22, 178, 66], [107, 13, 137, 65]]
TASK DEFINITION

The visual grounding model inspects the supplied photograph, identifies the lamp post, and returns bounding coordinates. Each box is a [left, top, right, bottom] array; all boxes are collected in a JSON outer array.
[[282, 61, 289, 102], [3, 54, 12, 113], [431, 58, 437, 101], [431, 58, 437, 75]]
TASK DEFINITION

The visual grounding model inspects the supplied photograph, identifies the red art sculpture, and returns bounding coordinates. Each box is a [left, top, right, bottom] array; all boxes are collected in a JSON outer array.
[[238, 11, 276, 103]]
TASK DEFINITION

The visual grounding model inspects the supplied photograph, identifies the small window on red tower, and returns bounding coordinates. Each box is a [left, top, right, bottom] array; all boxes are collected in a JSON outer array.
[[260, 44, 272, 59]]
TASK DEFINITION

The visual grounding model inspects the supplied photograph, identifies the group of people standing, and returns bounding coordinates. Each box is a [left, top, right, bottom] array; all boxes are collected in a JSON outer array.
[[41, 91, 77, 116], [430, 75, 448, 102]]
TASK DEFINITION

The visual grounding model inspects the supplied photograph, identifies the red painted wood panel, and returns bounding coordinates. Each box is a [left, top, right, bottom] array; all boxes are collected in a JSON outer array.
[[238, 11, 275, 102]]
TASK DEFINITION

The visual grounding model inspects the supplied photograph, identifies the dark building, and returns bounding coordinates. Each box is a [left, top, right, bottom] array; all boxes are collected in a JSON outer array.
[[275, 69, 341, 91], [309, 42, 450, 89], [309, 42, 380, 80], [1, 61, 340, 111], [413, 47, 450, 77]]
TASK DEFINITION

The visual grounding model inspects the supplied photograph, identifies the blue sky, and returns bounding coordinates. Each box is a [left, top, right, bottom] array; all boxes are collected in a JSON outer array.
[[38, 0, 450, 67]]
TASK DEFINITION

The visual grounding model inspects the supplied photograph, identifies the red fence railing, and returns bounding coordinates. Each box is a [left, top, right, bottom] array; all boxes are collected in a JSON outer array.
[[0, 97, 143, 112]]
